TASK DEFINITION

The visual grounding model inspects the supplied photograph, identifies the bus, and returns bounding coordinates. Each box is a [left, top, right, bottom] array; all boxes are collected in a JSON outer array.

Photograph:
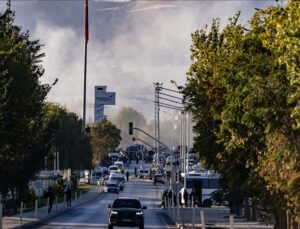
[[180, 170, 221, 207]]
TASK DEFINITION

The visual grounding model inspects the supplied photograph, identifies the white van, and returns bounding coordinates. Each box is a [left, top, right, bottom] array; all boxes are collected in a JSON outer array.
[[114, 161, 124, 169]]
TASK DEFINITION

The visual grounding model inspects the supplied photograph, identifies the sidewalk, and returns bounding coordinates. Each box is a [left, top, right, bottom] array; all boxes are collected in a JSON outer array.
[[164, 206, 274, 229], [2, 186, 103, 229]]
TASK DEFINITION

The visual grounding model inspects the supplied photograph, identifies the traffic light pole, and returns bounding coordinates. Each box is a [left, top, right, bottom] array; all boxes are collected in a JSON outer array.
[[132, 137, 155, 150], [132, 127, 170, 150]]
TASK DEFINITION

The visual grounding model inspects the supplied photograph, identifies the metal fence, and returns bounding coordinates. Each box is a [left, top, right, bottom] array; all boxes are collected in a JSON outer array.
[[164, 200, 273, 229]]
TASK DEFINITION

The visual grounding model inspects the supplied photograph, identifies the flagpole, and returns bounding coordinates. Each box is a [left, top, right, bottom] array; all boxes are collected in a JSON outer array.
[[82, 0, 88, 133], [83, 41, 87, 133]]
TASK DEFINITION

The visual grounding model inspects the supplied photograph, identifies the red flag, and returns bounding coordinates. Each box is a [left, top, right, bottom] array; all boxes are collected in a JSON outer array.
[[85, 0, 89, 43]]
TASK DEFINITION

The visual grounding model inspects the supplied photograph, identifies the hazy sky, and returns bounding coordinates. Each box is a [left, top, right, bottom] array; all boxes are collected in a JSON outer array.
[[1, 0, 275, 122]]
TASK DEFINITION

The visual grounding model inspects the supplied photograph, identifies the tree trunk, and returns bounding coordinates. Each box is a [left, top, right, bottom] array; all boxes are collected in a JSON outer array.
[[274, 208, 287, 229], [244, 199, 251, 220]]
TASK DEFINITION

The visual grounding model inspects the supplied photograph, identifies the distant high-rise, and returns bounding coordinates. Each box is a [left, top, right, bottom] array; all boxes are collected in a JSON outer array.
[[94, 86, 116, 122]]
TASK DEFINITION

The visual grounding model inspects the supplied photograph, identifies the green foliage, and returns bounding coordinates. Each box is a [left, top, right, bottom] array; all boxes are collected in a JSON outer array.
[[43, 103, 93, 170], [0, 7, 50, 196], [183, 1, 300, 225], [89, 119, 121, 165]]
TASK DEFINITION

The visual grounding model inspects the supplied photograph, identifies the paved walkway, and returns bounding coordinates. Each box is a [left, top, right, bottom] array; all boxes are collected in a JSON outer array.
[[164, 206, 274, 229], [2, 187, 102, 229]]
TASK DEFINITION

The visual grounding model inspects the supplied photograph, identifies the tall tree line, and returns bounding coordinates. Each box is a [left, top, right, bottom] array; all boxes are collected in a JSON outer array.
[[0, 5, 93, 201], [182, 1, 299, 228]]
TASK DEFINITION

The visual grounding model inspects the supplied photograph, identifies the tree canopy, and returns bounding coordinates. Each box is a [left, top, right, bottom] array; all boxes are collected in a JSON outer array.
[[182, 1, 299, 227], [89, 119, 121, 166], [43, 103, 93, 170], [0, 6, 50, 196]]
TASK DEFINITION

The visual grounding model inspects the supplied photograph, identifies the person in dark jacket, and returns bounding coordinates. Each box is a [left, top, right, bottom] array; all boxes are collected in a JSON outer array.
[[184, 189, 188, 207], [46, 187, 54, 213], [125, 170, 130, 182], [168, 190, 173, 207], [66, 188, 72, 207]]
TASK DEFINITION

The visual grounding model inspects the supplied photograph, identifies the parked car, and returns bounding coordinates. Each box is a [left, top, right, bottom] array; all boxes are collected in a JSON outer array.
[[104, 181, 120, 194], [108, 197, 147, 229], [90, 176, 101, 185], [153, 174, 164, 185]]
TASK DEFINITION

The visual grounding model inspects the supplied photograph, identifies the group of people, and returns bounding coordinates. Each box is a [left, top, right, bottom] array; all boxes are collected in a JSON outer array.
[[161, 188, 196, 208], [45, 182, 73, 214], [161, 189, 177, 208], [179, 189, 196, 207]]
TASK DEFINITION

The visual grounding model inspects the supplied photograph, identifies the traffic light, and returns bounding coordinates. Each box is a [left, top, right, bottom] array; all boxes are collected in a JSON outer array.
[[129, 122, 133, 135]]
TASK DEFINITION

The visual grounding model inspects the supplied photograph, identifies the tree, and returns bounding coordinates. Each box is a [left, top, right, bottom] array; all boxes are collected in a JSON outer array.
[[89, 119, 121, 166], [182, 1, 300, 227], [113, 107, 147, 147], [0, 5, 50, 200], [43, 103, 93, 171]]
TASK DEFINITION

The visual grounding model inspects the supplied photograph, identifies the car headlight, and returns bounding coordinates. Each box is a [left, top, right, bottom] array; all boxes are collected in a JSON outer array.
[[111, 210, 118, 215], [136, 211, 143, 215]]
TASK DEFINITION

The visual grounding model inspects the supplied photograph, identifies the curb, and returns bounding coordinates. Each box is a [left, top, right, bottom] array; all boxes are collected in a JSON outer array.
[[11, 190, 104, 229], [162, 209, 181, 228]]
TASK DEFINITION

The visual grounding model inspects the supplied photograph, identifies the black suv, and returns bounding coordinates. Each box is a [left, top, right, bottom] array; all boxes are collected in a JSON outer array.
[[108, 197, 147, 229]]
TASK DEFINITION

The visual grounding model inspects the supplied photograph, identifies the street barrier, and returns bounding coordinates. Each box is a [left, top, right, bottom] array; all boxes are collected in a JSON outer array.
[[34, 200, 38, 218], [192, 199, 195, 229], [47, 197, 49, 214], [20, 202, 23, 224], [230, 215, 234, 229], [200, 210, 205, 229], [0, 203, 3, 229], [55, 196, 58, 212]]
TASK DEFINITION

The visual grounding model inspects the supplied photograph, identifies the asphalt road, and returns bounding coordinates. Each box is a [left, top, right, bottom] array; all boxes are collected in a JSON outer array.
[[32, 172, 176, 229]]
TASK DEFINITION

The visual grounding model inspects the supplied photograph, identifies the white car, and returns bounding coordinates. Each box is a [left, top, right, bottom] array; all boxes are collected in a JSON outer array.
[[109, 165, 119, 174], [109, 173, 125, 191], [103, 181, 119, 194]]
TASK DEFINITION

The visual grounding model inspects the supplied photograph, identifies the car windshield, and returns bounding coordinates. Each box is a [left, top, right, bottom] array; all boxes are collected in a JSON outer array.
[[111, 177, 124, 182], [112, 199, 142, 209], [107, 183, 118, 187]]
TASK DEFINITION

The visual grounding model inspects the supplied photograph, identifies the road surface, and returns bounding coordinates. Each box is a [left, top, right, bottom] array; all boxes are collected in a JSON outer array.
[[32, 173, 176, 229]]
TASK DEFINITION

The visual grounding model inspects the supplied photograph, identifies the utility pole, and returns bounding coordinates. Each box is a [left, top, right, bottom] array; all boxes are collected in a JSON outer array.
[[154, 82, 162, 165]]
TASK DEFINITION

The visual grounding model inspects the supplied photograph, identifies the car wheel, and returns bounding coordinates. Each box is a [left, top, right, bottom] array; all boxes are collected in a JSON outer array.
[[203, 199, 212, 208], [108, 224, 113, 229], [139, 224, 144, 229]]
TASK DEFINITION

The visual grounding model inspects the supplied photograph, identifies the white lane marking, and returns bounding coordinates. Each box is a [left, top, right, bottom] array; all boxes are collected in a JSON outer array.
[[48, 222, 107, 227], [48, 222, 176, 228]]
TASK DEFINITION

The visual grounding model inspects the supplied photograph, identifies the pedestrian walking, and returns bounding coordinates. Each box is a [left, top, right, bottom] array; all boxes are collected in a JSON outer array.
[[168, 190, 172, 207], [66, 188, 72, 207], [179, 192, 183, 208], [46, 187, 54, 213], [134, 166, 137, 177], [184, 189, 188, 207], [190, 188, 195, 207], [126, 170, 130, 182]]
